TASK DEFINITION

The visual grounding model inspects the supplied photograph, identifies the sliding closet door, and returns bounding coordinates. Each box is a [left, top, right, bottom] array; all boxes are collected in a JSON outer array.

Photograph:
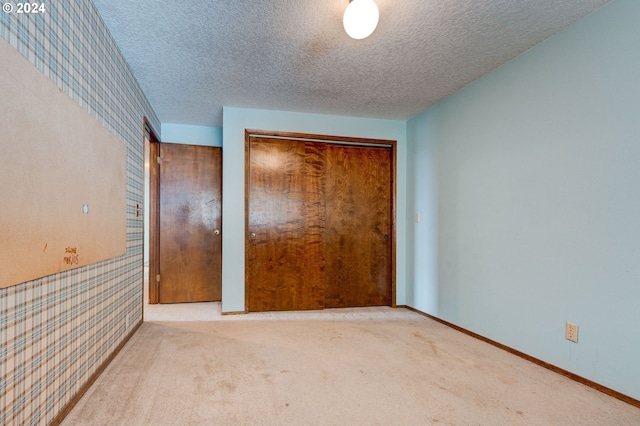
[[324, 145, 392, 308], [246, 133, 394, 312], [247, 137, 326, 311]]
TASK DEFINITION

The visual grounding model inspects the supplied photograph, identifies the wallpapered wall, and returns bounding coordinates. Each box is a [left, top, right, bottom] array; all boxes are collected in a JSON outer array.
[[0, 1, 159, 424]]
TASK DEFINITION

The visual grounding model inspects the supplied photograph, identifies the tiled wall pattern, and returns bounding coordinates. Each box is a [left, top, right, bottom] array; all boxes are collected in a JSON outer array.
[[0, 1, 160, 424]]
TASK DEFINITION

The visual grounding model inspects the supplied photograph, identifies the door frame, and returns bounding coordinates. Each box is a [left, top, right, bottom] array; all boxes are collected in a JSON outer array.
[[244, 129, 397, 311], [145, 118, 161, 304]]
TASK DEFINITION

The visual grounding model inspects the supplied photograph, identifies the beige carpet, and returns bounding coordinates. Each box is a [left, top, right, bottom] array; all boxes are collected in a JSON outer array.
[[62, 309, 639, 425]]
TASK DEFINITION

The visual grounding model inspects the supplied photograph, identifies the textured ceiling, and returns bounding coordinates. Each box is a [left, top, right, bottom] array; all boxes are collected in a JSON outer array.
[[92, 0, 612, 127]]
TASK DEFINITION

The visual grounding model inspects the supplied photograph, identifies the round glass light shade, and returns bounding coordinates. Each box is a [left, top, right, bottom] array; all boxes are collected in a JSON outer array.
[[343, 0, 379, 40]]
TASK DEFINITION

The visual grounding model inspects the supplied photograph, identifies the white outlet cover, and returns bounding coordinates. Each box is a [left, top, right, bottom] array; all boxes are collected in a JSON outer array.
[[566, 322, 578, 343]]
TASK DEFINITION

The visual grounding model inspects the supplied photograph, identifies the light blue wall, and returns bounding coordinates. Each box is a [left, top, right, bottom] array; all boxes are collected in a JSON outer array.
[[161, 123, 222, 146], [222, 107, 407, 313], [405, 111, 440, 315], [407, 0, 640, 399]]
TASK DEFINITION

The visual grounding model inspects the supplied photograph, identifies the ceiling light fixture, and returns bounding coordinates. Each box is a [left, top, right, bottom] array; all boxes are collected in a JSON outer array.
[[343, 0, 379, 40]]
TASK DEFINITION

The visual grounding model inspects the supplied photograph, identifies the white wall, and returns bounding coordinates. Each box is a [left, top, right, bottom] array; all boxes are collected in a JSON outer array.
[[407, 0, 640, 399], [222, 107, 407, 313]]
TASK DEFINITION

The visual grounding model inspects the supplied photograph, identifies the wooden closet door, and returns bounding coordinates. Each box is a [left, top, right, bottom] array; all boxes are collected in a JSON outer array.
[[247, 137, 325, 312], [158, 143, 222, 303], [324, 145, 392, 308]]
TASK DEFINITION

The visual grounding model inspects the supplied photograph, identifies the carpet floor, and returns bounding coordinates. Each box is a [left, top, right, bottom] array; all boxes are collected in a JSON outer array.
[[61, 308, 639, 425]]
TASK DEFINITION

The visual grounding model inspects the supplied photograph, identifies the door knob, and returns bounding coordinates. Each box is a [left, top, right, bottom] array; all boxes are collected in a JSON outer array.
[[250, 232, 256, 239], [214, 229, 220, 235], [383, 234, 389, 240]]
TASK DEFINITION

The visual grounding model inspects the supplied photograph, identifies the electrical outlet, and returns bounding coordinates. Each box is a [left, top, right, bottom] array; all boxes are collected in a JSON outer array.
[[566, 322, 578, 343]]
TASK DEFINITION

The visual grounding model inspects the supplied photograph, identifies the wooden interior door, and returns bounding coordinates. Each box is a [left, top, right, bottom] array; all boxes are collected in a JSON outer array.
[[247, 137, 325, 311], [246, 133, 393, 312], [158, 143, 222, 303], [324, 145, 392, 307]]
